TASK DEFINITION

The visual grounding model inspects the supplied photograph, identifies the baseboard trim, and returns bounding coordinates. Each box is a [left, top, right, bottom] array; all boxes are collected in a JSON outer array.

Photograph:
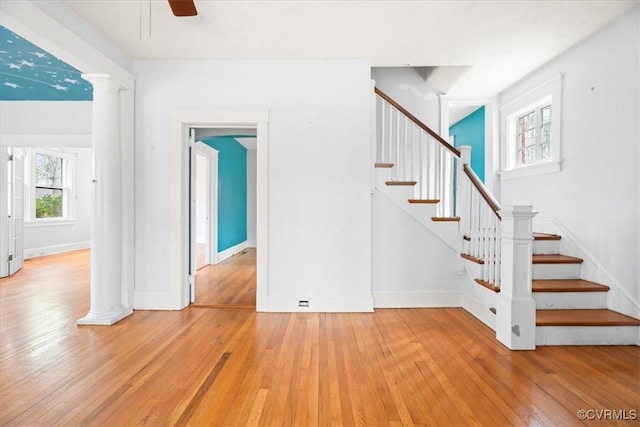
[[462, 294, 497, 331], [373, 292, 462, 308], [267, 295, 374, 312], [215, 241, 249, 264], [134, 291, 183, 310], [25, 241, 90, 259]]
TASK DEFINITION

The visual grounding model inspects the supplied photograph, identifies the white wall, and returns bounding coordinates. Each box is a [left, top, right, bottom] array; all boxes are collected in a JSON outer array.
[[247, 149, 257, 247], [371, 67, 441, 131], [499, 8, 640, 315], [24, 147, 92, 258], [372, 191, 461, 307], [0, 101, 92, 137], [0, 101, 93, 260], [133, 60, 372, 309]]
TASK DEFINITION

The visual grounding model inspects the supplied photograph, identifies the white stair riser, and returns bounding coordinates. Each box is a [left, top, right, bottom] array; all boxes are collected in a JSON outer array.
[[533, 240, 559, 254], [375, 169, 459, 250], [382, 185, 416, 203], [533, 263, 581, 280], [533, 292, 608, 309], [536, 326, 639, 345]]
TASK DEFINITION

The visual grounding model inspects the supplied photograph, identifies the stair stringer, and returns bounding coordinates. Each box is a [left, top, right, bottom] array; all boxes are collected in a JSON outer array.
[[372, 189, 462, 308], [374, 168, 459, 251], [459, 258, 498, 331], [534, 216, 640, 322]]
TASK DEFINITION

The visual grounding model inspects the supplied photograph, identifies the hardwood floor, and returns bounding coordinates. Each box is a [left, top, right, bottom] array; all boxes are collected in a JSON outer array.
[[1, 250, 639, 426], [194, 248, 256, 308]]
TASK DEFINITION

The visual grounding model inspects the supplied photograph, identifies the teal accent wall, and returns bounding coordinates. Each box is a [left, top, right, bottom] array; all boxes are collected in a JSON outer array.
[[450, 106, 485, 182], [201, 136, 247, 252]]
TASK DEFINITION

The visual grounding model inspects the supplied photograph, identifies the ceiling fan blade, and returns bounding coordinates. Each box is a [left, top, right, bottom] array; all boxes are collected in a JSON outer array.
[[168, 0, 197, 17]]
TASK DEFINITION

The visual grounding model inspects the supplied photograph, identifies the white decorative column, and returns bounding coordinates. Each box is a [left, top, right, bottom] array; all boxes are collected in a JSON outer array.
[[496, 205, 537, 350], [78, 74, 133, 325]]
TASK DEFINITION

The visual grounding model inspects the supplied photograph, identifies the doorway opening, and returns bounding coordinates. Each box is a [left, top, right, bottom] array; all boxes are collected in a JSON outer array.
[[171, 111, 268, 311], [189, 128, 258, 308]]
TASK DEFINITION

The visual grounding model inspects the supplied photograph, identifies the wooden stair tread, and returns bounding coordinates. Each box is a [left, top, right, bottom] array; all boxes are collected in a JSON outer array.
[[461, 253, 484, 264], [408, 199, 439, 204], [533, 279, 610, 293], [537, 309, 640, 326], [474, 279, 500, 293], [532, 254, 583, 264], [431, 217, 460, 222], [385, 181, 417, 186], [533, 232, 561, 241], [375, 162, 394, 168]]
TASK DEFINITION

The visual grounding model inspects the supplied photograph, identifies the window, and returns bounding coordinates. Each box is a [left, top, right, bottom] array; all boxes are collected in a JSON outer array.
[[35, 153, 64, 218], [25, 148, 76, 224], [517, 103, 552, 166], [500, 74, 562, 180]]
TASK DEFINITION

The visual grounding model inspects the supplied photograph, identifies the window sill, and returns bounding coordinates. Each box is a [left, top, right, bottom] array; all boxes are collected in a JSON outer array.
[[25, 219, 77, 228], [499, 160, 562, 181]]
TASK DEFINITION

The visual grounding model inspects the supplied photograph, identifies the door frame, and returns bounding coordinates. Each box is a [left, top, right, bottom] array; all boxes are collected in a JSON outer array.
[[170, 111, 269, 311], [0, 146, 12, 277]]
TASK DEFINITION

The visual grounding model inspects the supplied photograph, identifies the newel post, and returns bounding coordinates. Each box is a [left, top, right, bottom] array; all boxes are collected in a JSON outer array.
[[496, 205, 537, 350]]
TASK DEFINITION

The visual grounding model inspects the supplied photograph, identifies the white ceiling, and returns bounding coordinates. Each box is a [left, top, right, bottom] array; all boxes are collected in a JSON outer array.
[[62, 0, 637, 96]]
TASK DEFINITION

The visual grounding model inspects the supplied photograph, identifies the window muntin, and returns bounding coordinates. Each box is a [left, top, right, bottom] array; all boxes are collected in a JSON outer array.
[[34, 153, 64, 218], [499, 74, 562, 180], [23, 148, 76, 223], [516, 104, 552, 166]]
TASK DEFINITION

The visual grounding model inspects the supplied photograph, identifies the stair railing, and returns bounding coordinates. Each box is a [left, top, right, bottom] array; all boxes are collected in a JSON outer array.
[[374, 87, 460, 217], [458, 152, 502, 289]]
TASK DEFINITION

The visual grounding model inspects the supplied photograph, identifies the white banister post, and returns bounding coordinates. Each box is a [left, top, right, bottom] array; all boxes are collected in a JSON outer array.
[[77, 73, 133, 326], [456, 146, 471, 238], [496, 205, 537, 350]]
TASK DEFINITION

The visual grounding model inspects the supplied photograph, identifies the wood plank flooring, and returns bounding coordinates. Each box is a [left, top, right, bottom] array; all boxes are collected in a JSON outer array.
[[194, 248, 256, 308], [1, 250, 639, 426]]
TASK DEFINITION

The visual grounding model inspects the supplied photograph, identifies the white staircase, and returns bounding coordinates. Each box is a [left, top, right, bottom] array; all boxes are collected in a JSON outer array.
[[373, 86, 640, 348], [531, 233, 640, 345]]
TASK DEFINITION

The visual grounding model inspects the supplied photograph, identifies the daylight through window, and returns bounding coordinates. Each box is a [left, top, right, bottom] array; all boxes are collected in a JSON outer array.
[[34, 153, 65, 218], [517, 104, 552, 166]]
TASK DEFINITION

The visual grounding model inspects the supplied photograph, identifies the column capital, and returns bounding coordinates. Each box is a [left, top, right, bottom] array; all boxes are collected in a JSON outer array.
[[81, 73, 123, 91]]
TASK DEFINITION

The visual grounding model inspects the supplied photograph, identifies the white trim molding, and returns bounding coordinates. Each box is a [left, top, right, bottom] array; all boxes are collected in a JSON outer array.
[[24, 241, 90, 259], [268, 295, 374, 313], [373, 292, 462, 308], [169, 110, 269, 312], [499, 74, 563, 181]]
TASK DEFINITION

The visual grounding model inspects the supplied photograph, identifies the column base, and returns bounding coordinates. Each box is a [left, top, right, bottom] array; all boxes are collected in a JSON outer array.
[[77, 307, 133, 326]]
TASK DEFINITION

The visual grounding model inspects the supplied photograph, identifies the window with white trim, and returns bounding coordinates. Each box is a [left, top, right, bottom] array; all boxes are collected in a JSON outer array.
[[516, 101, 552, 166], [500, 74, 562, 180], [25, 148, 76, 223]]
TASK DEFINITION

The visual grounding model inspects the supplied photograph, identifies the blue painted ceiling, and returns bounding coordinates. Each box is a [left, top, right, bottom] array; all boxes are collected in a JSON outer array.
[[0, 26, 92, 101]]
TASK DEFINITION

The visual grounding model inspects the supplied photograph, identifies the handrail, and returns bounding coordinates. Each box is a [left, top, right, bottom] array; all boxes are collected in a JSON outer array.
[[463, 164, 501, 219], [374, 87, 461, 158]]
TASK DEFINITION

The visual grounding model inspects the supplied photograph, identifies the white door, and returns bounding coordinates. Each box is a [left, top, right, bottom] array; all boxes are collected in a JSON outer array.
[[7, 148, 24, 276], [188, 129, 197, 303], [196, 141, 218, 265], [188, 136, 219, 304]]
